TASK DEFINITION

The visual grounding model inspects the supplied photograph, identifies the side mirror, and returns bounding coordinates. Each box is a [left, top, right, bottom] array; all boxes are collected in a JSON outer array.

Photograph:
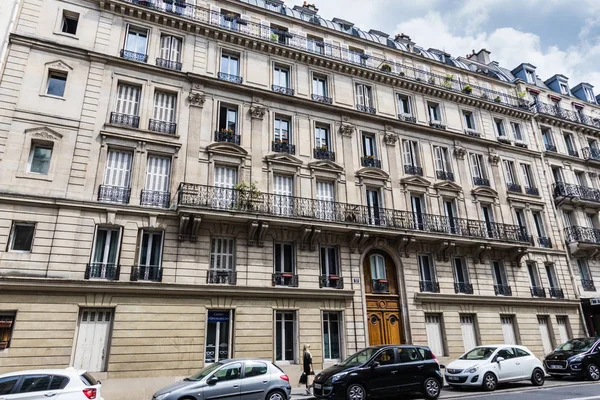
[[207, 377, 219, 385], [496, 357, 505, 363], [371, 361, 380, 369]]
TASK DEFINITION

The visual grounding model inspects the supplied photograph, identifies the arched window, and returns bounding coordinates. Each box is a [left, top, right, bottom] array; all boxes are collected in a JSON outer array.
[[370, 254, 386, 280]]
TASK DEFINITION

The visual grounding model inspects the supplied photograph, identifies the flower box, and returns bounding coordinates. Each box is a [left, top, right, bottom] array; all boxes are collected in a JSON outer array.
[[377, 279, 388, 283], [0, 320, 12, 328], [462, 85, 473, 94], [494, 96, 502, 103], [329, 275, 340, 280], [282, 273, 293, 278]]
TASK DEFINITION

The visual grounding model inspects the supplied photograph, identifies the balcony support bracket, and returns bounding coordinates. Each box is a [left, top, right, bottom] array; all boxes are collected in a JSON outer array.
[[300, 226, 321, 251], [510, 247, 528, 268], [473, 244, 491, 264], [178, 214, 202, 242], [396, 235, 415, 258], [591, 248, 600, 261], [436, 241, 456, 262], [349, 231, 370, 253]]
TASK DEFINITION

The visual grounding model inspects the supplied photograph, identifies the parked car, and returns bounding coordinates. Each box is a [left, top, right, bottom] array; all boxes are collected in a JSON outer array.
[[313, 345, 443, 400], [445, 345, 545, 391], [0, 367, 102, 400], [544, 337, 600, 380], [152, 359, 291, 400]]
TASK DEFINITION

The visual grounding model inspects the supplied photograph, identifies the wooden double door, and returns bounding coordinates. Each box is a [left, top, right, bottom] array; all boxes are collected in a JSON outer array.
[[368, 311, 402, 346]]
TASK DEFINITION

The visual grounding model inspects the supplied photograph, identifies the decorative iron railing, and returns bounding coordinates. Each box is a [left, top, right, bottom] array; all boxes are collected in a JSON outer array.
[[85, 263, 120, 280], [371, 279, 389, 294], [404, 165, 423, 176], [98, 185, 131, 204], [177, 184, 532, 244], [568, 149, 579, 158], [319, 275, 344, 289], [534, 103, 600, 130], [564, 226, 600, 244], [525, 187, 539, 196], [473, 177, 490, 187], [494, 284, 512, 296], [156, 57, 182, 71], [217, 72, 243, 84], [149, 119, 177, 134], [538, 237, 552, 248], [130, 265, 162, 282], [549, 287, 564, 299], [582, 279, 596, 291], [554, 182, 600, 203], [272, 273, 298, 287], [214, 131, 241, 145], [454, 282, 473, 294], [207, 270, 237, 285], [362, 157, 382, 168], [356, 105, 376, 114], [312, 94, 333, 104], [507, 183, 522, 193], [272, 141, 295, 154], [429, 121, 447, 130], [545, 143, 558, 152], [464, 128, 481, 138], [140, 190, 170, 208], [314, 148, 335, 161], [398, 114, 417, 123], [436, 170, 454, 182], [420, 280, 440, 293], [120, 49, 148, 63], [530, 286, 546, 298], [110, 112, 140, 128], [272, 85, 295, 96], [583, 147, 600, 162]]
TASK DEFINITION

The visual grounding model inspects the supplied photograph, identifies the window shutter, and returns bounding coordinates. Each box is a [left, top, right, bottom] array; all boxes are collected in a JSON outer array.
[[239, 14, 250, 34], [355, 84, 364, 107], [116, 84, 140, 116], [434, 147, 443, 171], [146, 156, 171, 192], [104, 150, 132, 187], [160, 36, 171, 60], [215, 166, 237, 189], [470, 154, 480, 178], [340, 43, 350, 62], [403, 141, 412, 166], [153, 92, 177, 122]]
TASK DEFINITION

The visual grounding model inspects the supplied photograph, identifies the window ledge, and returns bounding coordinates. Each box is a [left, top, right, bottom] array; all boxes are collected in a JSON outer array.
[[52, 31, 79, 40], [105, 122, 181, 140], [15, 171, 54, 182], [39, 93, 66, 101]]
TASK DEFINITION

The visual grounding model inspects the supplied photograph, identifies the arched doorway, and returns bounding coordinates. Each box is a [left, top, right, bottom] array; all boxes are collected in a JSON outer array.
[[363, 250, 404, 346]]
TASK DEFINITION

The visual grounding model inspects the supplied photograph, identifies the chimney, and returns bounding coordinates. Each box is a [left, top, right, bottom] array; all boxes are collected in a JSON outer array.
[[474, 48, 491, 65]]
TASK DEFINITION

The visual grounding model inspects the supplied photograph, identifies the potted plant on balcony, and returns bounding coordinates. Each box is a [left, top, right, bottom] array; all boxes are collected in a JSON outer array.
[[428, 77, 436, 84], [462, 84, 473, 94], [494, 96, 502, 103], [219, 128, 234, 140], [443, 74, 453, 89], [0, 319, 12, 328], [399, 71, 405, 77], [365, 154, 375, 161], [235, 16, 247, 25], [234, 181, 261, 211], [270, 33, 279, 42], [481, 92, 489, 100], [163, 0, 174, 4], [380, 63, 392, 73], [359, 53, 369, 61]]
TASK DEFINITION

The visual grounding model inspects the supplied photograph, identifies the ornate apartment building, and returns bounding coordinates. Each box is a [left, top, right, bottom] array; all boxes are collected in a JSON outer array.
[[0, 0, 590, 381]]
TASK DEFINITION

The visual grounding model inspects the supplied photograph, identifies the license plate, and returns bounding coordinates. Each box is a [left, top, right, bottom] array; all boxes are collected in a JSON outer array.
[[446, 376, 459, 381], [549, 365, 562, 369], [314, 383, 322, 389]]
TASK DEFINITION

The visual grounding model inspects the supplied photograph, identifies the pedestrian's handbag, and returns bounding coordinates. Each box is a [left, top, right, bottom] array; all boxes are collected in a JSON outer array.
[[299, 372, 307, 384]]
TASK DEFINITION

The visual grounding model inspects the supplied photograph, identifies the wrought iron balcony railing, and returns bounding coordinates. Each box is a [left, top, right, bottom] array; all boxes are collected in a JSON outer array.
[[156, 57, 182, 71], [564, 226, 600, 244], [314, 148, 335, 161], [420, 280, 440, 293], [553, 182, 600, 204], [217, 72, 243, 84], [534, 103, 600, 130], [272, 272, 298, 287], [214, 130, 240, 145], [85, 263, 120, 280], [110, 112, 140, 128], [429, 121, 447, 130], [272, 141, 295, 154], [140, 190, 170, 208], [507, 183, 522, 193], [98, 185, 131, 204], [356, 105, 376, 114], [582, 279, 596, 292], [497, 135, 511, 144], [398, 113, 417, 123], [436, 170, 455, 182], [148, 119, 177, 134], [371, 279, 389, 294], [464, 128, 481, 138], [494, 284, 512, 296], [525, 187, 539, 196], [473, 177, 490, 187], [538, 237, 552, 248], [177, 184, 532, 244], [549, 287, 564, 299], [312, 94, 333, 104], [545, 143, 558, 152], [568, 149, 579, 158], [130, 265, 162, 282], [454, 282, 473, 294], [319, 275, 344, 289], [207, 270, 237, 285], [120, 49, 148, 63], [362, 157, 382, 168], [272, 85, 295, 96], [404, 165, 423, 176], [583, 147, 600, 162], [530, 286, 546, 298]]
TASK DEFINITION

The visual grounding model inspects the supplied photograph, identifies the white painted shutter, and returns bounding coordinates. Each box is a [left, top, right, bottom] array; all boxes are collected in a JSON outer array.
[[160, 36, 181, 62], [355, 84, 364, 107], [214, 166, 237, 189], [470, 154, 480, 178], [153, 91, 177, 122], [209, 5, 221, 26], [116, 84, 140, 116], [145, 156, 171, 192], [556, 317, 570, 344], [434, 147, 443, 171], [317, 181, 335, 220], [297, 31, 307, 50], [365, 51, 374, 68], [425, 315, 444, 357], [460, 315, 478, 352], [501, 316, 517, 345], [104, 150, 132, 187], [274, 175, 293, 215], [538, 316, 553, 354], [403, 141, 413, 166], [260, 20, 271, 40]]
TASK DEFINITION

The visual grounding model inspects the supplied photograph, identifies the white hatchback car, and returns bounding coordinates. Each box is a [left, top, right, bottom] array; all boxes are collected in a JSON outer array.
[[444, 345, 545, 391], [0, 368, 102, 400]]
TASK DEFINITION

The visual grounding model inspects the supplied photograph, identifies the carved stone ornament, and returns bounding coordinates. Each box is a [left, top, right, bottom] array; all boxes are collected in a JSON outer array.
[[453, 146, 467, 160], [339, 123, 356, 137], [590, 172, 598, 178], [249, 104, 267, 119], [188, 91, 206, 107], [383, 131, 398, 146], [488, 154, 501, 166]]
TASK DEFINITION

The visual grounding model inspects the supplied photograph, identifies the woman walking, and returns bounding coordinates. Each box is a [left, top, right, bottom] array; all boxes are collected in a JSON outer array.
[[302, 344, 314, 395]]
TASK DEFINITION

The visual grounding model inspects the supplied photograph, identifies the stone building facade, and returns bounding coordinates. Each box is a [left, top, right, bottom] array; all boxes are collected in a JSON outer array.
[[0, 0, 588, 383]]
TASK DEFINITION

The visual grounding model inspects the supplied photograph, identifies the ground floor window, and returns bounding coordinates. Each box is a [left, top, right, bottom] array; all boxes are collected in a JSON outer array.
[[323, 312, 341, 360], [0, 313, 16, 350], [425, 313, 445, 356], [500, 315, 518, 345], [275, 311, 296, 362], [205, 310, 233, 363]]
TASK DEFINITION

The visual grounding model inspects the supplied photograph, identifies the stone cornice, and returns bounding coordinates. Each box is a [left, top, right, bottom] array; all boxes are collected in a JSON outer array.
[[414, 292, 579, 307]]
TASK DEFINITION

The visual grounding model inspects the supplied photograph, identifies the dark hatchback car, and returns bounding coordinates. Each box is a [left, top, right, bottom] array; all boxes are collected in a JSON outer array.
[[313, 345, 443, 400], [544, 337, 600, 380]]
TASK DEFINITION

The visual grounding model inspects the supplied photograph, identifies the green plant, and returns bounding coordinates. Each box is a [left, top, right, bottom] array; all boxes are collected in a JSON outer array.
[[234, 181, 261, 210], [399, 71, 406, 77], [220, 128, 234, 134], [270, 33, 279, 41], [445, 74, 454, 81], [380, 63, 392, 72], [494, 96, 501, 103], [517, 91, 527, 98], [462, 85, 473, 94]]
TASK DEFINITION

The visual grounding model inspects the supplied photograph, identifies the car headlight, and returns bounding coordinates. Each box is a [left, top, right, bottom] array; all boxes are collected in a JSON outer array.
[[154, 393, 170, 400], [465, 366, 478, 374], [569, 355, 584, 363], [331, 372, 348, 383]]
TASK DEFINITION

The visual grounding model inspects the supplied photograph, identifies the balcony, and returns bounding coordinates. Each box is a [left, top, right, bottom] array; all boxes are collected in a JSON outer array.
[[534, 103, 600, 131], [454, 282, 473, 294], [464, 128, 481, 138], [140, 190, 170, 208], [207, 270, 237, 285], [564, 226, 600, 245], [568, 149, 579, 158], [507, 183, 522, 193], [148, 119, 177, 135], [398, 114, 417, 123], [272, 141, 295, 155], [420, 280, 440, 293], [549, 287, 564, 299], [319, 275, 344, 289], [429, 121, 447, 130], [120, 49, 148, 63], [538, 237, 552, 248], [312, 94, 333, 104], [130, 265, 162, 282], [272, 85, 295, 96], [473, 177, 490, 187], [583, 147, 600, 162], [494, 284, 512, 296], [156, 57, 182, 71], [371, 279, 389, 294], [177, 184, 532, 245], [85, 263, 120, 280], [525, 187, 539, 196], [436, 170, 455, 182], [530, 286, 546, 298], [218, 72, 243, 84], [214, 130, 241, 145], [98, 185, 131, 204], [582, 279, 596, 292], [110, 112, 140, 129], [404, 165, 423, 176], [553, 182, 600, 205], [545, 143, 558, 152], [362, 157, 382, 168], [272, 272, 298, 287], [314, 147, 335, 161], [356, 105, 376, 114]]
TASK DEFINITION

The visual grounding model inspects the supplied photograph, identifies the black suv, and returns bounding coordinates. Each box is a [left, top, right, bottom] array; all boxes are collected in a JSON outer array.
[[544, 337, 600, 380], [313, 345, 443, 400]]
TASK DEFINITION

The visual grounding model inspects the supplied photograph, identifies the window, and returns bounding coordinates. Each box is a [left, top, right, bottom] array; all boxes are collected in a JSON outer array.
[[210, 238, 235, 271], [418, 254, 436, 287], [541, 128, 554, 150], [397, 94, 412, 116], [221, 52, 240, 76], [511, 122, 524, 143], [274, 116, 291, 143], [520, 164, 535, 190], [563, 211, 573, 227], [556, 316, 571, 343], [527, 262, 542, 288], [494, 118, 506, 138], [323, 312, 341, 360], [500, 316, 517, 345], [275, 311, 296, 362], [0, 313, 16, 350], [366, 188, 382, 225], [362, 134, 377, 158], [560, 83, 569, 95], [213, 165, 238, 207], [578, 259, 593, 283], [515, 209, 527, 232], [443, 199, 458, 233], [18, 375, 53, 393], [575, 171, 586, 187], [425, 314, 445, 356], [546, 264, 559, 289], [205, 310, 233, 363], [564, 133, 577, 154], [320, 246, 339, 276], [159, 35, 182, 64], [244, 361, 268, 378], [525, 70, 535, 84], [460, 315, 478, 352], [403, 140, 420, 168], [137, 231, 163, 281], [61, 11, 79, 35], [411, 194, 425, 230], [145, 155, 171, 195], [316, 181, 335, 220], [274, 243, 294, 274], [552, 167, 564, 183], [312, 75, 328, 97], [470, 154, 487, 180], [152, 91, 177, 125], [27, 144, 52, 174], [218, 104, 238, 133], [8, 222, 35, 252], [427, 102, 441, 122], [492, 260, 508, 286], [273, 65, 291, 88], [46, 71, 67, 97], [307, 35, 324, 54], [315, 125, 330, 149], [90, 227, 121, 278], [115, 83, 141, 116], [273, 175, 294, 215], [463, 110, 475, 130], [369, 254, 386, 280], [503, 160, 518, 185], [532, 212, 546, 238], [585, 87, 595, 102], [103, 150, 132, 189], [124, 26, 148, 55], [453, 257, 469, 285], [434, 146, 451, 175], [397, 347, 422, 363], [355, 83, 374, 110]]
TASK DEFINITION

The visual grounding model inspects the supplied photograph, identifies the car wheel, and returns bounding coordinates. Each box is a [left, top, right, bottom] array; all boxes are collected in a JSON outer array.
[[346, 383, 366, 400], [266, 390, 285, 400], [587, 363, 600, 381], [482, 372, 497, 391], [422, 377, 441, 399], [531, 368, 545, 386]]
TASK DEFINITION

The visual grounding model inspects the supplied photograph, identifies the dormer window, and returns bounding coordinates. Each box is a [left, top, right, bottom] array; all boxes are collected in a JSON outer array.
[[585, 87, 595, 102], [560, 83, 569, 95], [525, 70, 536, 84]]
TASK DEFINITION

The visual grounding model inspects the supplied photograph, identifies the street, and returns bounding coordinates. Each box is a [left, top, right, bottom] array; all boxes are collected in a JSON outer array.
[[438, 380, 600, 400]]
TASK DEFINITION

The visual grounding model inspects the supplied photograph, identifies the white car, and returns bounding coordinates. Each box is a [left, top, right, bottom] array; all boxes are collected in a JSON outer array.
[[0, 367, 102, 400], [444, 345, 545, 391]]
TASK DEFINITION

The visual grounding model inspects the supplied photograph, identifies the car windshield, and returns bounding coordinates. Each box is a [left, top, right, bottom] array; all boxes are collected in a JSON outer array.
[[340, 348, 377, 367], [460, 347, 497, 360], [187, 363, 223, 381], [556, 338, 597, 352]]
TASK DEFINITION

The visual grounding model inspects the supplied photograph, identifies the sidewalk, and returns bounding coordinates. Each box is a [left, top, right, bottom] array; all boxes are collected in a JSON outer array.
[[291, 386, 316, 400]]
